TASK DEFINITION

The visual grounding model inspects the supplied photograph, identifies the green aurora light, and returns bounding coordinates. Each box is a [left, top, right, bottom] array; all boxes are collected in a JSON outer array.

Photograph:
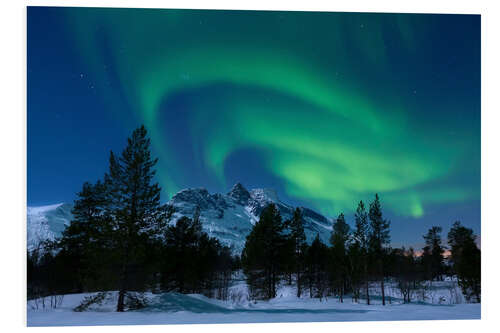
[[62, 8, 480, 218]]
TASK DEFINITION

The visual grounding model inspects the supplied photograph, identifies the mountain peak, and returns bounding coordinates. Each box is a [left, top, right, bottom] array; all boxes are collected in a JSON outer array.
[[227, 182, 251, 205], [250, 188, 279, 203], [27, 185, 333, 255]]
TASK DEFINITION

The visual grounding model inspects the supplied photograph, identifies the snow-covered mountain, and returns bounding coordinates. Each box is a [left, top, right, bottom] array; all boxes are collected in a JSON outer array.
[[170, 183, 333, 253], [27, 203, 73, 253], [27, 183, 333, 254]]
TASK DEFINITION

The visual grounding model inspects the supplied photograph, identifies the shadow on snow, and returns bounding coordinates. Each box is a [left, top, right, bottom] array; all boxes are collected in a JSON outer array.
[[143, 293, 370, 314]]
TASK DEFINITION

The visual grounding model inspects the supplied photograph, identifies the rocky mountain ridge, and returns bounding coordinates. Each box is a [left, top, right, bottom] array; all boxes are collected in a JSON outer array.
[[27, 183, 333, 254]]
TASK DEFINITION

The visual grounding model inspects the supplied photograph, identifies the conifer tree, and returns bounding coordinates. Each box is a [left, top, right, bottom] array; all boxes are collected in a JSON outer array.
[[447, 221, 481, 302], [391, 247, 420, 303], [162, 213, 224, 294], [241, 203, 286, 299], [330, 212, 350, 302], [305, 234, 329, 299], [103, 125, 169, 312], [353, 200, 370, 304], [421, 226, 446, 282], [368, 193, 391, 306], [162, 216, 200, 292], [289, 207, 307, 297], [347, 240, 363, 302], [159, 207, 236, 298], [58, 180, 112, 292]]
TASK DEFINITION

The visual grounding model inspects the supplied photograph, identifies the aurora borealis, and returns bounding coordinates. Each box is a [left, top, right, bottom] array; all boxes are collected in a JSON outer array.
[[28, 7, 480, 245]]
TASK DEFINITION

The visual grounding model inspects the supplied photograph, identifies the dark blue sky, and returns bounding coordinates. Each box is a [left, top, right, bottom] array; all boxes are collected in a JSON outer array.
[[28, 7, 137, 205]]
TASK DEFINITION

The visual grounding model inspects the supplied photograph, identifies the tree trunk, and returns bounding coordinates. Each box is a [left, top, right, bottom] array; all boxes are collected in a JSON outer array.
[[271, 270, 275, 298], [364, 259, 370, 305], [116, 289, 125, 312], [381, 278, 385, 306], [267, 268, 272, 299], [117, 242, 130, 312], [117, 261, 127, 312], [297, 271, 302, 298]]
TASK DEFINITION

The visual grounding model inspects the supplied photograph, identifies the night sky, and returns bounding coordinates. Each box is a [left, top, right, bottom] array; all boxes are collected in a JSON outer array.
[[27, 7, 480, 247]]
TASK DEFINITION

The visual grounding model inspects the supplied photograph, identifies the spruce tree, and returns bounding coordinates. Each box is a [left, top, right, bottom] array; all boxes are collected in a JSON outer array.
[[447, 221, 481, 302], [305, 234, 329, 299], [421, 226, 446, 282], [162, 214, 206, 293], [104, 125, 169, 311], [353, 200, 370, 304], [160, 210, 235, 297], [347, 240, 363, 302], [368, 193, 391, 306], [391, 247, 419, 303], [289, 208, 307, 297], [330, 212, 350, 302], [241, 203, 286, 299], [58, 180, 112, 292]]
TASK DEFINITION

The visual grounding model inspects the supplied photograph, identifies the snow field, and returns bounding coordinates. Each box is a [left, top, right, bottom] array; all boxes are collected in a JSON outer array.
[[27, 280, 480, 326]]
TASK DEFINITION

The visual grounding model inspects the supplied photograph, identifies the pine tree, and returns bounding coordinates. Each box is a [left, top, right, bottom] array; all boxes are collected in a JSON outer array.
[[368, 193, 391, 306], [353, 200, 370, 304], [391, 247, 420, 303], [58, 180, 112, 292], [241, 203, 286, 299], [289, 208, 307, 297], [160, 210, 236, 297], [421, 226, 446, 282], [104, 125, 169, 312], [162, 216, 199, 292], [330, 213, 350, 302], [347, 241, 363, 302], [305, 234, 329, 299], [447, 221, 481, 302]]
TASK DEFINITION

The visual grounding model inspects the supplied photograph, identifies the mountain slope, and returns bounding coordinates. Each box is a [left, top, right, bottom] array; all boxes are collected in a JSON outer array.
[[170, 183, 332, 253], [27, 203, 73, 252], [27, 183, 333, 254]]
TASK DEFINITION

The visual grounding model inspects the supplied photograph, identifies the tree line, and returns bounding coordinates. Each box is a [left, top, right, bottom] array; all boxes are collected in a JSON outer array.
[[27, 125, 481, 312], [241, 198, 481, 304], [27, 126, 239, 311]]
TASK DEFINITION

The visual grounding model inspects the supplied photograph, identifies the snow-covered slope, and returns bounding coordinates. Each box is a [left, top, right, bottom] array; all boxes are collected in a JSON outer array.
[[27, 183, 333, 254], [27, 203, 72, 252], [169, 183, 332, 253], [27, 282, 480, 326]]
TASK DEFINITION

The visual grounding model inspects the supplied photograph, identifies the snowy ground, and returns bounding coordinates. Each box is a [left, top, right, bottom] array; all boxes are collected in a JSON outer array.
[[27, 280, 480, 326]]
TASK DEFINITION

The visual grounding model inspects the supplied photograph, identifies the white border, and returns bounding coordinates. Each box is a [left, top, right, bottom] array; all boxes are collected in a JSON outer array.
[[16, 0, 485, 14], [2, 0, 499, 332]]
